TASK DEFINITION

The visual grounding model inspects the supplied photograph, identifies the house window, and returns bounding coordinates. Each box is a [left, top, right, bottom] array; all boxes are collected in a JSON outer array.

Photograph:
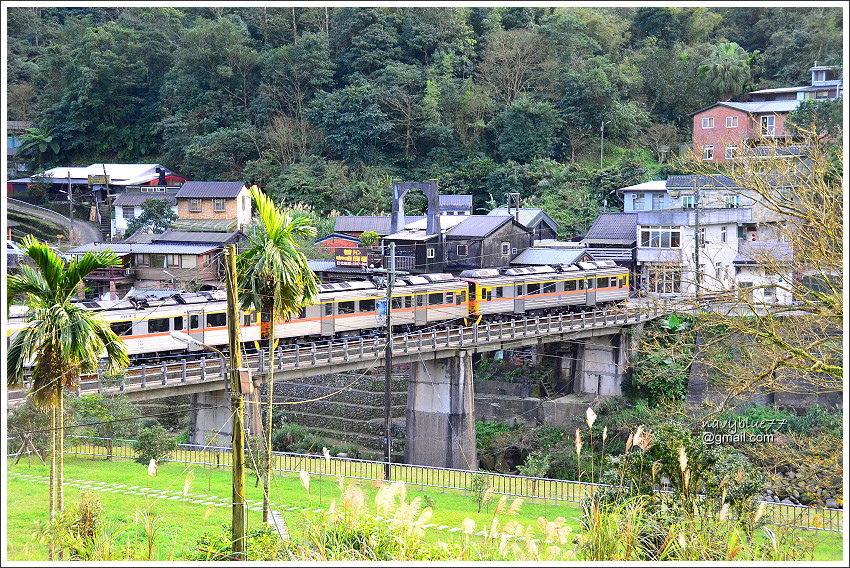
[[456, 244, 468, 257], [122, 206, 136, 219], [720, 226, 727, 243], [738, 282, 753, 302], [136, 254, 151, 267], [725, 195, 740, 208], [647, 266, 681, 294], [702, 117, 714, 129], [166, 254, 180, 267], [726, 116, 738, 128], [651, 193, 663, 210], [243, 196, 250, 213], [188, 198, 202, 212], [816, 91, 829, 99], [681, 195, 695, 209], [501, 242, 510, 255], [633, 193, 645, 210], [764, 286, 776, 303], [426, 247, 435, 259], [760, 115, 775, 136], [725, 145, 737, 160], [702, 145, 714, 161], [213, 198, 226, 212], [639, 226, 681, 248]]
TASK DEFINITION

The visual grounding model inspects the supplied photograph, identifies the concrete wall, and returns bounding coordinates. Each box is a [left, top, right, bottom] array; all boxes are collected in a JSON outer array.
[[189, 389, 232, 445]]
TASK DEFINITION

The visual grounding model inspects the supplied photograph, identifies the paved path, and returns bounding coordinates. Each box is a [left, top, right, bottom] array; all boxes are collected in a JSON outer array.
[[7, 198, 102, 245]]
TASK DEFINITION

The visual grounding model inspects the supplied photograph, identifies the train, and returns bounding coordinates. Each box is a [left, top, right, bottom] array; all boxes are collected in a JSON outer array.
[[7, 261, 629, 362]]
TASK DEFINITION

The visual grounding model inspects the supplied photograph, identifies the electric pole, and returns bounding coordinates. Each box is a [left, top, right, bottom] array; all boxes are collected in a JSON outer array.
[[693, 179, 701, 301], [224, 244, 247, 559]]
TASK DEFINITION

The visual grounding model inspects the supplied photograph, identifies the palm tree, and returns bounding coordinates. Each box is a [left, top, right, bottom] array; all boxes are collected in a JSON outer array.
[[237, 185, 319, 523], [7, 236, 128, 557], [16, 126, 60, 170], [697, 42, 753, 102]]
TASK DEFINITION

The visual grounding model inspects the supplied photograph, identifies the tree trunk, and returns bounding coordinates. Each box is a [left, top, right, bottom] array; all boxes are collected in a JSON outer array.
[[57, 385, 64, 560], [48, 404, 56, 560], [262, 310, 276, 523]]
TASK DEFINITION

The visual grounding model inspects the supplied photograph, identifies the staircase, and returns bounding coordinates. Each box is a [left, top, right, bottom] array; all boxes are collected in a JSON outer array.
[[538, 378, 557, 399], [98, 203, 111, 236]]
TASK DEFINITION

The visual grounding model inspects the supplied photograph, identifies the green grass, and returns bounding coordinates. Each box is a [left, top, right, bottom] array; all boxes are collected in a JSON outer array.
[[6, 456, 843, 561]]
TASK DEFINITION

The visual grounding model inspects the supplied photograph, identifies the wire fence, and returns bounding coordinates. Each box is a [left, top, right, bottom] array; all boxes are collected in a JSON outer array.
[[7, 435, 843, 533]]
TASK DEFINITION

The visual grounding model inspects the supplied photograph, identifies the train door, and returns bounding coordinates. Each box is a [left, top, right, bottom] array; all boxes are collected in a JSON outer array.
[[514, 283, 525, 314], [187, 310, 204, 351], [585, 278, 596, 306], [414, 293, 427, 326], [320, 302, 334, 336]]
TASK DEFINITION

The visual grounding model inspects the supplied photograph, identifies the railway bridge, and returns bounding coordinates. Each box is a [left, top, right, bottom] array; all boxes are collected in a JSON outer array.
[[10, 304, 666, 469]]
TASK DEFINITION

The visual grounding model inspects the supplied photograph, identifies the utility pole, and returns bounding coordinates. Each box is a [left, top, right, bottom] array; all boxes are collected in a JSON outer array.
[[600, 120, 611, 170], [67, 171, 73, 240], [693, 178, 701, 301], [224, 244, 247, 560]]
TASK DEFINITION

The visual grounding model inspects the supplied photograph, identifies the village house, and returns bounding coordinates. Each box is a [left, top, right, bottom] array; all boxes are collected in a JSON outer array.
[[173, 181, 252, 232]]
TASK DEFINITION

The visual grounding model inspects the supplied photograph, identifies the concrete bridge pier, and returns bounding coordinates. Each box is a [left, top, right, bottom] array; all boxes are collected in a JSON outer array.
[[405, 351, 477, 470], [567, 329, 635, 396], [189, 389, 232, 446]]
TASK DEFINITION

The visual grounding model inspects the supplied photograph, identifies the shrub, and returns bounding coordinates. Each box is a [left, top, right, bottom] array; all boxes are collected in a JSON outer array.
[[186, 524, 292, 561], [132, 424, 178, 465]]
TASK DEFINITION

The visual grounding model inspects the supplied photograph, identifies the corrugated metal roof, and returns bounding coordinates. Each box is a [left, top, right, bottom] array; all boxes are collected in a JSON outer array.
[[665, 175, 741, 190], [384, 229, 440, 242], [113, 193, 177, 207], [67, 243, 219, 255], [584, 247, 633, 263], [334, 216, 425, 235], [447, 215, 516, 238], [153, 230, 241, 244], [619, 180, 667, 192], [488, 208, 557, 229], [439, 194, 472, 208], [719, 100, 800, 113], [170, 218, 237, 231], [510, 248, 591, 266], [175, 181, 246, 198], [583, 213, 638, 245]]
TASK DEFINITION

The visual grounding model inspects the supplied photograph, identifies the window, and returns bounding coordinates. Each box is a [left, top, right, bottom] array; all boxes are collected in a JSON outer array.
[[720, 226, 727, 243], [681, 195, 695, 209], [702, 145, 714, 161], [737, 225, 745, 240], [243, 196, 250, 213], [213, 198, 226, 212], [527, 283, 540, 295], [725, 145, 737, 160], [566, 280, 577, 292], [392, 297, 403, 310], [136, 254, 151, 267], [726, 116, 738, 128], [715, 262, 722, 277], [702, 117, 714, 128], [725, 195, 740, 208], [738, 282, 753, 302], [148, 318, 170, 333], [338, 301, 355, 314], [512, 248, 517, 255], [189, 314, 201, 329], [416, 295, 424, 307], [182, 255, 197, 269], [426, 247, 435, 259], [501, 242, 510, 255], [207, 312, 227, 327], [428, 292, 443, 305], [110, 321, 133, 336], [122, 206, 136, 219], [173, 316, 183, 331], [760, 115, 775, 136], [405, 296, 413, 309], [445, 292, 454, 305], [324, 303, 333, 316], [456, 291, 466, 304], [816, 90, 829, 99], [359, 298, 375, 312], [633, 193, 645, 210], [166, 254, 180, 267], [639, 226, 681, 248], [651, 193, 663, 210], [495, 286, 504, 299], [543, 281, 556, 294], [243, 312, 253, 326], [764, 286, 776, 303], [456, 244, 468, 257], [647, 266, 681, 294], [188, 198, 202, 212]]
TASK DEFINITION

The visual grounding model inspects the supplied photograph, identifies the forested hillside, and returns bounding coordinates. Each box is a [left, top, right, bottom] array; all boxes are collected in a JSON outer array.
[[7, 6, 843, 236]]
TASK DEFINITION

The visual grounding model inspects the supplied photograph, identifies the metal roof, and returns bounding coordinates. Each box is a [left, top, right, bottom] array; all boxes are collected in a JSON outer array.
[[170, 218, 237, 231], [67, 242, 219, 255], [488, 208, 557, 229], [690, 100, 800, 116], [582, 213, 638, 245], [334, 216, 425, 235], [618, 180, 667, 192], [733, 241, 793, 264], [439, 194, 473, 208], [665, 175, 741, 190], [153, 230, 242, 244], [175, 181, 246, 198], [446, 215, 519, 238], [307, 260, 371, 274], [583, 247, 633, 263], [510, 247, 592, 266], [113, 193, 177, 207], [384, 229, 440, 242]]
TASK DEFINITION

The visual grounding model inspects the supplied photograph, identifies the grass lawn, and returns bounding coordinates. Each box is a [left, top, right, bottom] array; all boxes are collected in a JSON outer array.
[[5, 456, 843, 561]]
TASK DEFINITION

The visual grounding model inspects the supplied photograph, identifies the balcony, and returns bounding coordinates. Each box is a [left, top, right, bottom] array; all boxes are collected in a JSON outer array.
[[84, 267, 134, 281], [636, 247, 683, 264]]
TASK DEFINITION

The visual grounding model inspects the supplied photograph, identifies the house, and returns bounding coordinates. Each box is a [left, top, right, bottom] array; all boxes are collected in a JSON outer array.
[[748, 64, 842, 102], [733, 241, 794, 305], [488, 207, 559, 241], [334, 215, 425, 238], [510, 247, 594, 267], [112, 191, 178, 237], [439, 194, 473, 215], [618, 180, 670, 212], [313, 232, 362, 252], [581, 213, 639, 284], [173, 181, 251, 232], [6, 120, 32, 176]]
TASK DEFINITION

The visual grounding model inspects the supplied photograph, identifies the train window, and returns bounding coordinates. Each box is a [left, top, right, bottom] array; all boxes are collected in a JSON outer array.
[[527, 283, 540, 295], [515, 285, 523, 297], [446, 292, 454, 305], [338, 301, 355, 314], [360, 299, 375, 312], [297, 307, 307, 319], [243, 312, 253, 326], [173, 316, 184, 331], [456, 291, 466, 304], [543, 282, 556, 294], [110, 321, 132, 336], [610, 277, 618, 288], [392, 297, 403, 310], [207, 312, 227, 327], [189, 314, 201, 329], [428, 293, 443, 305], [324, 303, 333, 316], [619, 276, 628, 288], [483, 288, 492, 301], [566, 280, 576, 292], [405, 296, 413, 309], [148, 318, 170, 333], [495, 286, 504, 299], [416, 295, 424, 307]]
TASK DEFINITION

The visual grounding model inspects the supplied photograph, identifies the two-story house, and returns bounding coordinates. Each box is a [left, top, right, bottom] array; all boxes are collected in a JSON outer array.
[[112, 191, 178, 237], [487, 208, 559, 241], [173, 181, 252, 232]]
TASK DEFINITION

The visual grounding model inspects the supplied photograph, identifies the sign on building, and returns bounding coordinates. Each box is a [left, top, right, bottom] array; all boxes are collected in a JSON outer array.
[[88, 174, 110, 185], [334, 247, 381, 267]]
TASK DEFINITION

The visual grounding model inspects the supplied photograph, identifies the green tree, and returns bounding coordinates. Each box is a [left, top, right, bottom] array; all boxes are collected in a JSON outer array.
[[786, 98, 843, 142], [6, 236, 128, 555], [491, 97, 558, 163], [132, 424, 178, 465], [237, 185, 320, 523], [697, 41, 755, 102], [359, 230, 379, 247], [124, 199, 178, 236], [73, 394, 140, 459], [16, 127, 60, 170]]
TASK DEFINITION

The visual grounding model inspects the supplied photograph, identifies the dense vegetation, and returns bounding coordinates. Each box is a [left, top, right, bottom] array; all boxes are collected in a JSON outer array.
[[8, 6, 843, 237]]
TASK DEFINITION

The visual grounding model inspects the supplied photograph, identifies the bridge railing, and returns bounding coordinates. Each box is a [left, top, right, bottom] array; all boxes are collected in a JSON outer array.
[[10, 305, 665, 404], [8, 434, 842, 533]]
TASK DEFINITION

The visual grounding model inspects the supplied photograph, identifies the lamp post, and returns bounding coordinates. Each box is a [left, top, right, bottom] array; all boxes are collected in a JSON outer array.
[[600, 120, 612, 170]]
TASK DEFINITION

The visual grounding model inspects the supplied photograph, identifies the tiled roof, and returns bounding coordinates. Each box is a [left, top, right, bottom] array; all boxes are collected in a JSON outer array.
[[510, 247, 592, 266], [439, 195, 473, 208], [582, 213, 638, 245], [488, 208, 557, 229], [113, 193, 177, 207], [67, 242, 219, 255], [153, 230, 242, 244], [334, 216, 425, 235], [175, 181, 245, 198], [665, 175, 741, 190]]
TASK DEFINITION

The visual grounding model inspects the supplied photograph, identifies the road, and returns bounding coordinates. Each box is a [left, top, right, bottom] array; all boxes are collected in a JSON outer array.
[[8, 198, 102, 245]]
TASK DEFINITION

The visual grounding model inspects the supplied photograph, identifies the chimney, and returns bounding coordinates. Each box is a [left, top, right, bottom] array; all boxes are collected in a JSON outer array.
[[390, 180, 409, 234], [424, 179, 441, 236], [156, 167, 167, 185]]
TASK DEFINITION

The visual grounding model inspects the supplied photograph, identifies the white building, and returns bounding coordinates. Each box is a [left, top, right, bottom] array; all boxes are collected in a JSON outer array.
[[112, 192, 178, 237]]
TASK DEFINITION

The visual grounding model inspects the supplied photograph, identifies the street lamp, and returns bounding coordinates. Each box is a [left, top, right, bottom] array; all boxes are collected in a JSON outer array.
[[170, 331, 224, 359], [600, 120, 612, 170]]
